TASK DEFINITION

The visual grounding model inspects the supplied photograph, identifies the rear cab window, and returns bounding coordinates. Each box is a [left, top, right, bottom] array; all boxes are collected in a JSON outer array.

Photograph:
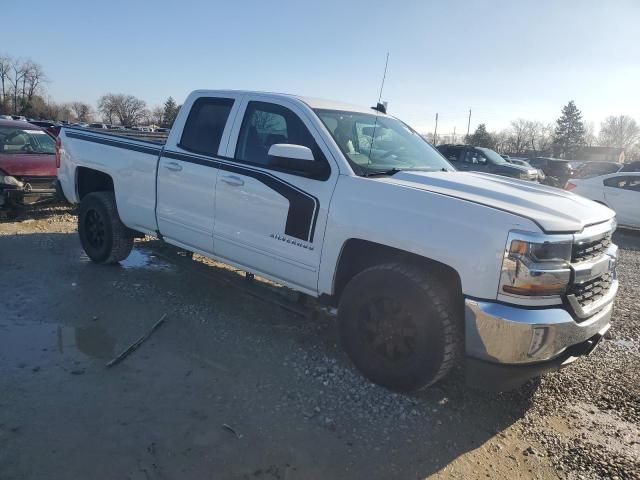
[[179, 97, 235, 156]]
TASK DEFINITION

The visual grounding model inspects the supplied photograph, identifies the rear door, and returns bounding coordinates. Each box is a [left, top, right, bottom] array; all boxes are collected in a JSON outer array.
[[156, 94, 241, 253], [213, 95, 338, 293], [603, 174, 640, 228]]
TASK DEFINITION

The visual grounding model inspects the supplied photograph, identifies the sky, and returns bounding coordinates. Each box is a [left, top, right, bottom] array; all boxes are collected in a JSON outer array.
[[3, 0, 639, 134]]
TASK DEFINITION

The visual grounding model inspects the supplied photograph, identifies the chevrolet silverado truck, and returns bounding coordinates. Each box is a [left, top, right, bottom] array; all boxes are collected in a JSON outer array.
[[56, 90, 618, 391]]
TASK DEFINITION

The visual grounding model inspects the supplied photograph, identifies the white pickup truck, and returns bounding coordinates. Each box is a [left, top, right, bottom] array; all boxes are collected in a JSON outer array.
[[56, 90, 618, 391]]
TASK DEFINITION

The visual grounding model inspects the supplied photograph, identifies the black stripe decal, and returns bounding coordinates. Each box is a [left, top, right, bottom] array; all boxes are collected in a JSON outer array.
[[164, 150, 318, 242], [215, 161, 318, 242], [65, 130, 319, 243], [65, 130, 163, 156], [63, 127, 165, 146]]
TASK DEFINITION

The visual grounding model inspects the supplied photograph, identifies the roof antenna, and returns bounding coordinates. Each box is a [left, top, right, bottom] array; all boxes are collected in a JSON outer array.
[[371, 52, 389, 114]]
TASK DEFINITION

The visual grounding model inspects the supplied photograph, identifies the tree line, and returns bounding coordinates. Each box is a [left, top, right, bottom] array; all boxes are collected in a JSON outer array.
[[0, 54, 180, 128], [455, 101, 639, 161]]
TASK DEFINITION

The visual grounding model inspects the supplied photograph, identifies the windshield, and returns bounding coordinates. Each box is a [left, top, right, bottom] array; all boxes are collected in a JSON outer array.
[[0, 127, 55, 155], [477, 147, 508, 166], [315, 109, 454, 175]]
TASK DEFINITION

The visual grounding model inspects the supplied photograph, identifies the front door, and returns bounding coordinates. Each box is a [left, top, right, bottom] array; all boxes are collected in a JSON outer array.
[[213, 97, 338, 293], [156, 95, 239, 253]]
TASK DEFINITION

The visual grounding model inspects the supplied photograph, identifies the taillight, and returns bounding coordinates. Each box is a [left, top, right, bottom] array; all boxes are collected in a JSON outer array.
[[564, 182, 577, 191], [55, 136, 61, 168]]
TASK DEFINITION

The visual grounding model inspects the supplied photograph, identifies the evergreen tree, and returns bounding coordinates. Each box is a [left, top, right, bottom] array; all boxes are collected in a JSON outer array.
[[553, 100, 585, 159], [163, 97, 179, 127], [466, 123, 495, 148]]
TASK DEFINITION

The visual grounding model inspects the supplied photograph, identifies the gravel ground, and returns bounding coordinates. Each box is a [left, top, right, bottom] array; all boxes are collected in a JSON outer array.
[[1, 205, 638, 479]]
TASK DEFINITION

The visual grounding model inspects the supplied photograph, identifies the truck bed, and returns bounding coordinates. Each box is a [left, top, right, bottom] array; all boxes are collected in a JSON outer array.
[[81, 127, 168, 145]]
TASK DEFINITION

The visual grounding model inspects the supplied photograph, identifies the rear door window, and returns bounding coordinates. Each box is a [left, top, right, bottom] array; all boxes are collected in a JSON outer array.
[[179, 97, 235, 156]]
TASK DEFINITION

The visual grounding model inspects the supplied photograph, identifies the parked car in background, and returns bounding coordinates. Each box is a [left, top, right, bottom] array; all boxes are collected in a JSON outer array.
[[507, 157, 546, 181], [620, 161, 640, 172], [88, 123, 108, 129], [11, 115, 27, 121], [566, 173, 640, 229], [0, 115, 13, 120], [572, 161, 621, 179], [0, 119, 58, 212], [437, 144, 538, 181], [527, 157, 573, 188]]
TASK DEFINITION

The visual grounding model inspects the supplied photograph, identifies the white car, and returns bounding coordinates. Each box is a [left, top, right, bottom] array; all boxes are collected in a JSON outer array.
[[566, 173, 640, 229], [56, 89, 618, 392]]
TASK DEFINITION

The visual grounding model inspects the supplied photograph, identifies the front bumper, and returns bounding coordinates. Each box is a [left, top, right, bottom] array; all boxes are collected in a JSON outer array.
[[464, 294, 614, 390], [1, 183, 57, 207]]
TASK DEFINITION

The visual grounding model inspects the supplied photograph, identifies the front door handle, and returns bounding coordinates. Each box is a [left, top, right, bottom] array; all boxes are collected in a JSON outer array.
[[221, 175, 244, 187], [164, 161, 182, 172]]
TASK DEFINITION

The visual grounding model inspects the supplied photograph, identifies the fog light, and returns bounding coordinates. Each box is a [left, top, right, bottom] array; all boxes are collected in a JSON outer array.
[[528, 327, 548, 356]]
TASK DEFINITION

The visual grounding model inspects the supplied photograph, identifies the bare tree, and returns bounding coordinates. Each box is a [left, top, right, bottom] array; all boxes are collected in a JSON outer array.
[[10, 60, 27, 113], [598, 115, 640, 150], [70, 101, 93, 123], [24, 61, 46, 100], [508, 119, 533, 154], [0, 54, 11, 107], [150, 106, 164, 126], [98, 93, 147, 126], [583, 121, 597, 147], [97, 94, 117, 124]]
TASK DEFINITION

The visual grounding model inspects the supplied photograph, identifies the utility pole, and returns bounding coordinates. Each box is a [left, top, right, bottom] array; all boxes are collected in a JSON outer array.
[[433, 113, 438, 145], [453, 126, 456, 144], [466, 109, 472, 139]]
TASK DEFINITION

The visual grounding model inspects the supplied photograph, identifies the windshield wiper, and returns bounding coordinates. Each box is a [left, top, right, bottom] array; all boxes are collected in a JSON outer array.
[[363, 167, 405, 177], [362, 167, 450, 177]]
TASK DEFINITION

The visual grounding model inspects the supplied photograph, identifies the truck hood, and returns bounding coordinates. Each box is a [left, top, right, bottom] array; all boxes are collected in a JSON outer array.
[[382, 171, 614, 233], [0, 153, 56, 177]]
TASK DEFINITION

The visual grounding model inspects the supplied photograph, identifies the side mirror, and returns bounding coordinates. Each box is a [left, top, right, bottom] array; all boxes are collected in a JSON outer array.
[[268, 143, 323, 177]]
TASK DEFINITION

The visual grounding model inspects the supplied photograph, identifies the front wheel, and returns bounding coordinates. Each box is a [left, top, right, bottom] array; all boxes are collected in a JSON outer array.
[[338, 263, 462, 391], [78, 192, 133, 264]]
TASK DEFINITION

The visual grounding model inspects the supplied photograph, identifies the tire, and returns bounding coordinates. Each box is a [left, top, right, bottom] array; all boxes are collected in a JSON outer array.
[[78, 192, 134, 264], [338, 263, 462, 391]]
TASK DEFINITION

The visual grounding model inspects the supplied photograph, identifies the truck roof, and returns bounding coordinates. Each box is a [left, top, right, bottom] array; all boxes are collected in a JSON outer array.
[[190, 90, 383, 116]]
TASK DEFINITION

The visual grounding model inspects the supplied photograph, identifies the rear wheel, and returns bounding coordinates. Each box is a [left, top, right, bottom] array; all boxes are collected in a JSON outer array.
[[338, 263, 462, 391], [78, 192, 133, 264]]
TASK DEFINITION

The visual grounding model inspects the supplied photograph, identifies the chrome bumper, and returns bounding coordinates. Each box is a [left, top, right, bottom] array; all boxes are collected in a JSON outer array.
[[465, 291, 614, 365]]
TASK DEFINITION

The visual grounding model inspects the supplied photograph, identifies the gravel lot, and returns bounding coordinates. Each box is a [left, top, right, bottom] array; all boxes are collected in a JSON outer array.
[[1, 206, 638, 479]]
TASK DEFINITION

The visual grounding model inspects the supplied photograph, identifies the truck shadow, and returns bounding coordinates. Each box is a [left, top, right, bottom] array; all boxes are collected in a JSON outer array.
[[1, 230, 540, 479]]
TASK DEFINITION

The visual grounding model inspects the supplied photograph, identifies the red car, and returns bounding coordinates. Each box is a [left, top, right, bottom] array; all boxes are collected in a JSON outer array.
[[0, 119, 58, 211]]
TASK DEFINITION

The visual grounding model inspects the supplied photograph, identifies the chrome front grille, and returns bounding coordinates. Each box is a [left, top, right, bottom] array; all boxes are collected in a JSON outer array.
[[565, 221, 617, 320], [568, 272, 613, 310], [572, 234, 612, 263]]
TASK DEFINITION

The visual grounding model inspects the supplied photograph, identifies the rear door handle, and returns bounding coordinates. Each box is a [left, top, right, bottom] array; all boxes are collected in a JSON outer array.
[[164, 161, 182, 172], [221, 175, 244, 187]]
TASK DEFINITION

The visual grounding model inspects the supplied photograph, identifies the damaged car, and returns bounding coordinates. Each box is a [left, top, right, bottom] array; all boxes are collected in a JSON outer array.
[[0, 119, 58, 214]]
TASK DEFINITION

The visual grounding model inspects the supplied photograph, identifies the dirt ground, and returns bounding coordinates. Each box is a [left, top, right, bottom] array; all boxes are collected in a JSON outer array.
[[1, 206, 638, 480]]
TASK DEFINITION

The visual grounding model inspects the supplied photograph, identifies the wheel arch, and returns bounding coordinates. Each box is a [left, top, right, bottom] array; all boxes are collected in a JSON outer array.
[[76, 167, 114, 201], [329, 238, 463, 307]]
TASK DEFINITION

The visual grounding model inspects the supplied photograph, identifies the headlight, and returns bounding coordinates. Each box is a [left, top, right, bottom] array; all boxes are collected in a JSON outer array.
[[0, 175, 24, 188], [499, 231, 572, 301]]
